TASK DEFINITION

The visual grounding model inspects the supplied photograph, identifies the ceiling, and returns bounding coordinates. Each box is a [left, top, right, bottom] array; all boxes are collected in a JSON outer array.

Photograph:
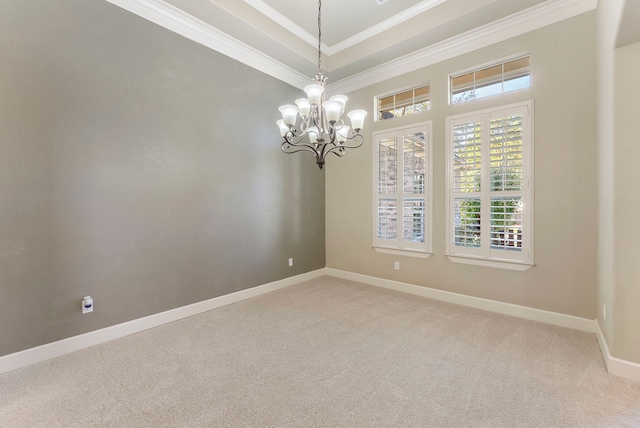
[[617, 0, 640, 48], [107, 0, 597, 92]]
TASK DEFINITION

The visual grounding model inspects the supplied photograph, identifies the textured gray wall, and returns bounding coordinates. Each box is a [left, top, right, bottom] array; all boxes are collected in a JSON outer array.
[[0, 0, 325, 356]]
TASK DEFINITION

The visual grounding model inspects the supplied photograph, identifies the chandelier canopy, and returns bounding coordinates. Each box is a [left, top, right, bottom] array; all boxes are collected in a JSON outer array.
[[277, 0, 367, 170]]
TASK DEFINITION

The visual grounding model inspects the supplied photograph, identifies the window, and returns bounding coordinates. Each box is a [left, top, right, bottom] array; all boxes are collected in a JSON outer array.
[[373, 122, 432, 257], [446, 101, 533, 270], [377, 84, 430, 121], [451, 56, 530, 104]]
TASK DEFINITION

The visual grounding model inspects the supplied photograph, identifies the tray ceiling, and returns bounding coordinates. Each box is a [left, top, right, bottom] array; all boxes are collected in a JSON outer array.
[[106, 0, 597, 92]]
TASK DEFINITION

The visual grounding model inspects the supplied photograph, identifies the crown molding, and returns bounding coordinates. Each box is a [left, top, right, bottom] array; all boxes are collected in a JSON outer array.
[[326, 0, 447, 55], [105, 0, 597, 93], [328, 0, 598, 94], [104, 0, 310, 89], [244, 0, 447, 56], [242, 0, 327, 53]]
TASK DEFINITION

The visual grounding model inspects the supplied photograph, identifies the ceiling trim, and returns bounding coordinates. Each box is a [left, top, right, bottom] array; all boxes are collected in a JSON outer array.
[[243, 0, 448, 56], [104, 0, 310, 88], [328, 0, 448, 55], [104, 0, 598, 93], [242, 0, 321, 52], [328, 0, 598, 94]]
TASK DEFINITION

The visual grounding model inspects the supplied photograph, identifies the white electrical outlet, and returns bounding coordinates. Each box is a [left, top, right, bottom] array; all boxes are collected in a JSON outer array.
[[288, 258, 294, 267], [82, 296, 93, 314], [394, 261, 400, 270], [602, 304, 606, 321]]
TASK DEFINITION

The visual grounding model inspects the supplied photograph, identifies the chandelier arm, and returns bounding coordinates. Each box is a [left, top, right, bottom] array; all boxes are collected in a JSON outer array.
[[324, 145, 348, 159], [275, 0, 367, 170], [281, 130, 319, 153], [281, 141, 319, 156], [335, 133, 365, 150]]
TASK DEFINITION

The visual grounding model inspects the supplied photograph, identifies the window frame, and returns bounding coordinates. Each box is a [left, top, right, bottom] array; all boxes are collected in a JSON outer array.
[[374, 83, 431, 122], [372, 121, 433, 258], [449, 55, 531, 105], [445, 101, 534, 271]]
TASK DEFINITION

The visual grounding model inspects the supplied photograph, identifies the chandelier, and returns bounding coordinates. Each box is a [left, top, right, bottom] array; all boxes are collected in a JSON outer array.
[[277, 0, 367, 170]]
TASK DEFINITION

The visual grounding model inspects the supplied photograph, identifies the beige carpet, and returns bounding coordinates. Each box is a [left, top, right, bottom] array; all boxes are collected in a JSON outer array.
[[1, 276, 639, 427]]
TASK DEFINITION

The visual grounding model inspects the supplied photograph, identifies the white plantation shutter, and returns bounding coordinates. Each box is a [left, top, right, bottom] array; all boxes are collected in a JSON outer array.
[[402, 132, 426, 244], [489, 113, 524, 255], [446, 101, 533, 267], [377, 136, 398, 241], [378, 137, 397, 194], [373, 123, 432, 253], [454, 197, 481, 248], [453, 121, 482, 193], [451, 117, 483, 255], [378, 199, 397, 240], [490, 197, 523, 250], [403, 199, 425, 243], [490, 115, 523, 192]]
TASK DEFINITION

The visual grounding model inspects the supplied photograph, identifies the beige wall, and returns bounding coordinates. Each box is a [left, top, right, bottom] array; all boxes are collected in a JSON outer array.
[[596, 0, 640, 366], [326, 12, 598, 319], [596, 0, 624, 358], [0, 0, 324, 356], [612, 40, 640, 363]]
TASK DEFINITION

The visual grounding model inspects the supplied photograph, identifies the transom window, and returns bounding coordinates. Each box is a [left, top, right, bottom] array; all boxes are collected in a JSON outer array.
[[451, 56, 531, 104], [377, 84, 430, 121]]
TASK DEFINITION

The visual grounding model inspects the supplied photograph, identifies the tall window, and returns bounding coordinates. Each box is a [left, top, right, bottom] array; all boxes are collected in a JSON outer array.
[[373, 122, 432, 257], [446, 102, 533, 270]]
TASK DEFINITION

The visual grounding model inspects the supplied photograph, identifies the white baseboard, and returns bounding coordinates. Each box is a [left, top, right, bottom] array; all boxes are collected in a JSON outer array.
[[6, 268, 639, 384], [0, 269, 324, 375], [595, 321, 640, 383], [327, 268, 640, 383], [325, 268, 595, 333]]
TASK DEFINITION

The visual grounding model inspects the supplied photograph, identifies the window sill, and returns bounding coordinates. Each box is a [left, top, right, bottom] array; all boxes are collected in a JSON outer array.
[[446, 254, 534, 271], [373, 246, 433, 259]]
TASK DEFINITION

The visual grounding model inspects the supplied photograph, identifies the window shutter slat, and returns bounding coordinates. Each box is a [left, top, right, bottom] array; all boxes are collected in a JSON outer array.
[[453, 122, 482, 193], [490, 115, 523, 192], [377, 199, 398, 240], [490, 197, 523, 251], [403, 133, 426, 194], [378, 137, 397, 194]]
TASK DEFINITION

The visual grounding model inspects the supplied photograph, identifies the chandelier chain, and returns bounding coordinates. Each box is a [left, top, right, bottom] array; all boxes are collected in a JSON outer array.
[[317, 0, 322, 74], [277, 0, 368, 169]]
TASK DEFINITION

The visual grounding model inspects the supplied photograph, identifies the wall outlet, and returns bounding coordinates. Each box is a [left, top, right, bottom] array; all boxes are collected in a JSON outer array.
[[602, 304, 606, 321], [82, 296, 93, 314], [394, 261, 400, 270], [288, 258, 294, 267]]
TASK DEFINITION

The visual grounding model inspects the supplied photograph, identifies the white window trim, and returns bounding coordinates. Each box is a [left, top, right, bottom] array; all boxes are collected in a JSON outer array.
[[445, 101, 534, 271], [373, 246, 432, 259], [448, 53, 531, 105], [374, 83, 430, 123], [372, 121, 433, 258]]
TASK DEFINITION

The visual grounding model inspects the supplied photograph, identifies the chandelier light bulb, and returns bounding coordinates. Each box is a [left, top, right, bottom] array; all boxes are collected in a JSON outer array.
[[347, 110, 367, 132], [336, 126, 350, 143], [279, 105, 299, 127], [304, 84, 324, 106], [322, 100, 343, 123], [307, 126, 319, 143], [276, 120, 288, 137], [295, 98, 311, 118], [330, 95, 348, 114]]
